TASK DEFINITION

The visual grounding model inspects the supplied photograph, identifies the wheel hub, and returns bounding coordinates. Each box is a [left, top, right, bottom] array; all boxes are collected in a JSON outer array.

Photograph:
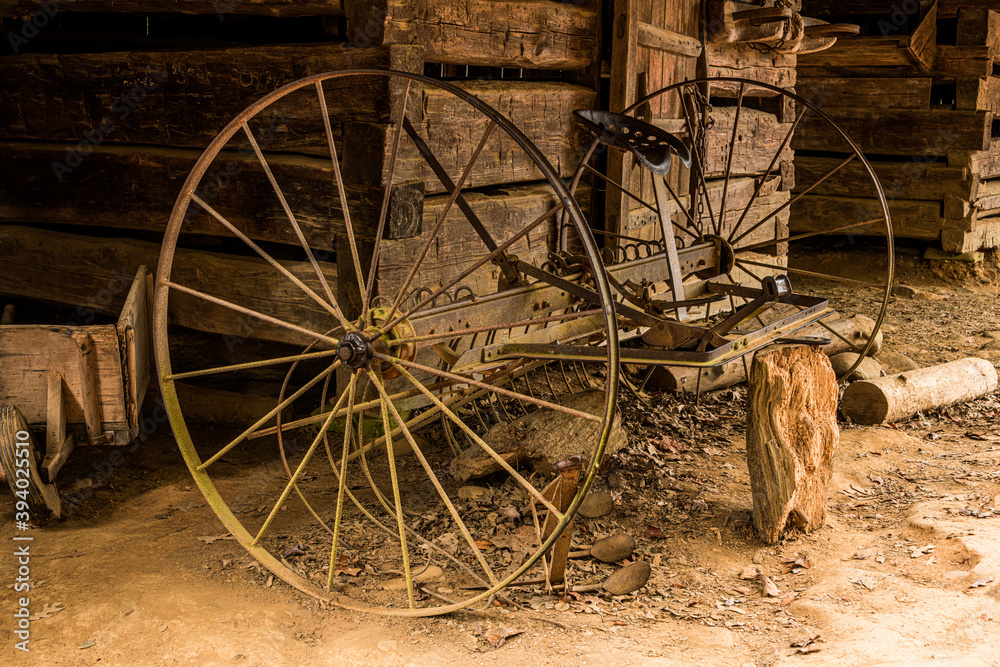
[[336, 331, 373, 370]]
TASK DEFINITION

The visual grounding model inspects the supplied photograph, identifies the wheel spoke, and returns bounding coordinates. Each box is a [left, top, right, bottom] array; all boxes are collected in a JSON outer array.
[[735, 217, 886, 254], [368, 369, 417, 608], [387, 360, 565, 519], [735, 259, 884, 288], [326, 371, 357, 592], [240, 122, 343, 324], [680, 89, 718, 234], [718, 82, 746, 236], [730, 153, 857, 247], [251, 384, 347, 546], [164, 280, 339, 347], [376, 202, 564, 336], [727, 105, 807, 242], [164, 348, 339, 381], [317, 80, 367, 295], [373, 353, 601, 423], [367, 370, 500, 588], [362, 79, 413, 321], [189, 193, 349, 326], [381, 121, 499, 329], [196, 361, 339, 471]]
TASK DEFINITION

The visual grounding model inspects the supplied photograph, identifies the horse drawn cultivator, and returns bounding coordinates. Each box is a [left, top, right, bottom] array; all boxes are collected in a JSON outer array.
[[152, 69, 893, 615]]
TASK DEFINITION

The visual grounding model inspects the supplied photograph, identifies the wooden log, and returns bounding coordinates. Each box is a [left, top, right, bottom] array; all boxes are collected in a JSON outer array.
[[956, 76, 1000, 113], [795, 155, 973, 202], [794, 108, 992, 156], [795, 77, 930, 109], [0, 225, 338, 346], [957, 8, 1000, 59], [703, 108, 794, 178], [345, 0, 599, 71], [0, 0, 346, 16], [942, 218, 1000, 252], [934, 46, 993, 81], [940, 0, 1000, 19], [950, 139, 1000, 179], [0, 142, 420, 247], [790, 194, 942, 241], [842, 358, 999, 425], [0, 44, 423, 149], [746, 345, 839, 544], [651, 316, 879, 393], [796, 20, 936, 75], [707, 43, 795, 91], [638, 21, 703, 58]]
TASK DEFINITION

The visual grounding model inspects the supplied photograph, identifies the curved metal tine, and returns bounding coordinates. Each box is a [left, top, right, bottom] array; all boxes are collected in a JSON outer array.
[[316, 80, 366, 295], [386, 360, 565, 520], [239, 122, 342, 320], [361, 79, 413, 323], [189, 193, 348, 326], [558, 360, 573, 393], [377, 202, 564, 336], [380, 121, 498, 329], [679, 88, 718, 233], [326, 372, 358, 591], [375, 353, 601, 423], [737, 217, 886, 253], [164, 281, 338, 348], [718, 82, 746, 237], [730, 153, 857, 247], [736, 259, 884, 288], [368, 369, 417, 608], [367, 369, 500, 589], [251, 387, 345, 546], [197, 361, 339, 471], [165, 348, 339, 382], [727, 105, 807, 244]]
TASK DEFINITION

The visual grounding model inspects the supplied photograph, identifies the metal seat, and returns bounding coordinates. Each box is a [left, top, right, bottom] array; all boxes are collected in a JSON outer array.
[[574, 109, 692, 175]]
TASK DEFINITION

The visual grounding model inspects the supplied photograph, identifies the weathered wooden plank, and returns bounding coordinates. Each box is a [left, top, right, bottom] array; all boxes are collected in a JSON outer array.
[[796, 77, 930, 109], [795, 155, 973, 202], [0, 0, 345, 17], [956, 76, 1000, 112], [637, 21, 702, 58], [934, 46, 993, 81], [942, 218, 1000, 251], [0, 225, 338, 346], [345, 0, 599, 70], [353, 81, 597, 193], [950, 139, 1000, 179], [0, 142, 423, 247], [796, 35, 935, 75], [957, 8, 1000, 59], [940, 0, 1000, 19], [0, 44, 422, 149], [790, 194, 942, 241], [0, 325, 126, 428], [794, 108, 991, 156], [376, 182, 573, 300], [707, 43, 796, 91], [704, 107, 794, 178]]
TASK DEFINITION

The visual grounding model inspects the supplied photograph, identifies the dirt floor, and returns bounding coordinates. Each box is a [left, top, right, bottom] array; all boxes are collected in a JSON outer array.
[[3, 242, 1000, 666]]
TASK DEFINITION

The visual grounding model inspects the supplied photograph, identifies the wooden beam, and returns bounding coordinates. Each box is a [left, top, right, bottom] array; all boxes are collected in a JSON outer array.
[[791, 194, 942, 241], [934, 46, 993, 81], [796, 77, 931, 109], [0, 0, 346, 16], [0, 44, 422, 149], [794, 108, 991, 156], [345, 0, 599, 71], [795, 155, 972, 202], [707, 43, 795, 91], [0, 225, 339, 347], [637, 21, 702, 58], [956, 76, 1000, 113]]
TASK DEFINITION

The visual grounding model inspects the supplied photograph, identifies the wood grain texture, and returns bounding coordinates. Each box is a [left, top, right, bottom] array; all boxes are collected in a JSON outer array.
[[842, 358, 999, 424], [791, 194, 941, 240], [346, 0, 599, 70], [795, 155, 972, 201], [0, 225, 339, 346], [746, 344, 838, 544], [796, 77, 930, 109], [0, 0, 345, 16]]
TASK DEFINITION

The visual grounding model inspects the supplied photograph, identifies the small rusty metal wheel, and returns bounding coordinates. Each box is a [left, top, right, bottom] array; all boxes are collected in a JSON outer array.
[[0, 405, 61, 518], [155, 70, 619, 615], [568, 76, 894, 383]]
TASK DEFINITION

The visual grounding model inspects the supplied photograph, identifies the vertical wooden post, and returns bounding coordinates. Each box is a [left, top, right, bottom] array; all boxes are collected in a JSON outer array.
[[746, 345, 838, 544]]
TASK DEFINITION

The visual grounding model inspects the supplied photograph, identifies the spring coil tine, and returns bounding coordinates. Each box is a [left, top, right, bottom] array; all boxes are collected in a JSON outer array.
[[542, 362, 556, 398], [470, 394, 489, 432], [572, 360, 589, 390], [454, 285, 475, 301], [558, 360, 573, 393], [441, 412, 463, 457]]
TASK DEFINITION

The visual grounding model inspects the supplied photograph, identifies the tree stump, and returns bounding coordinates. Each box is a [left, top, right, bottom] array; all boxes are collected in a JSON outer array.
[[746, 345, 839, 544]]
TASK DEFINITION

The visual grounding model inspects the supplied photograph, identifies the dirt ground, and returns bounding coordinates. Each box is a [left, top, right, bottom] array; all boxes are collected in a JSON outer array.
[[3, 242, 1000, 666]]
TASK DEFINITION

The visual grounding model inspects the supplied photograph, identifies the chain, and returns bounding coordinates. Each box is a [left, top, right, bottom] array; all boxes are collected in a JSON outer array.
[[686, 84, 713, 237]]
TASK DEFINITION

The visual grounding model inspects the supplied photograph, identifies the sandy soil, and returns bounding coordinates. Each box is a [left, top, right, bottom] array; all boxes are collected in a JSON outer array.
[[3, 244, 1000, 666]]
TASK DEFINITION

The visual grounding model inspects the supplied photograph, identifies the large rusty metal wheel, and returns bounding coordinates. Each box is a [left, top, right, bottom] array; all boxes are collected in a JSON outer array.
[[154, 70, 619, 615], [568, 76, 894, 384]]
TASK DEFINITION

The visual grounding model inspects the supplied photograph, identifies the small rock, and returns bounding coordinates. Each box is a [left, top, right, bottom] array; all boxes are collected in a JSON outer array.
[[982, 339, 1000, 351], [579, 491, 614, 518], [589, 533, 635, 562], [983, 330, 1000, 340], [829, 353, 882, 381], [875, 349, 920, 373], [457, 486, 489, 501], [602, 561, 651, 595], [892, 284, 920, 298]]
